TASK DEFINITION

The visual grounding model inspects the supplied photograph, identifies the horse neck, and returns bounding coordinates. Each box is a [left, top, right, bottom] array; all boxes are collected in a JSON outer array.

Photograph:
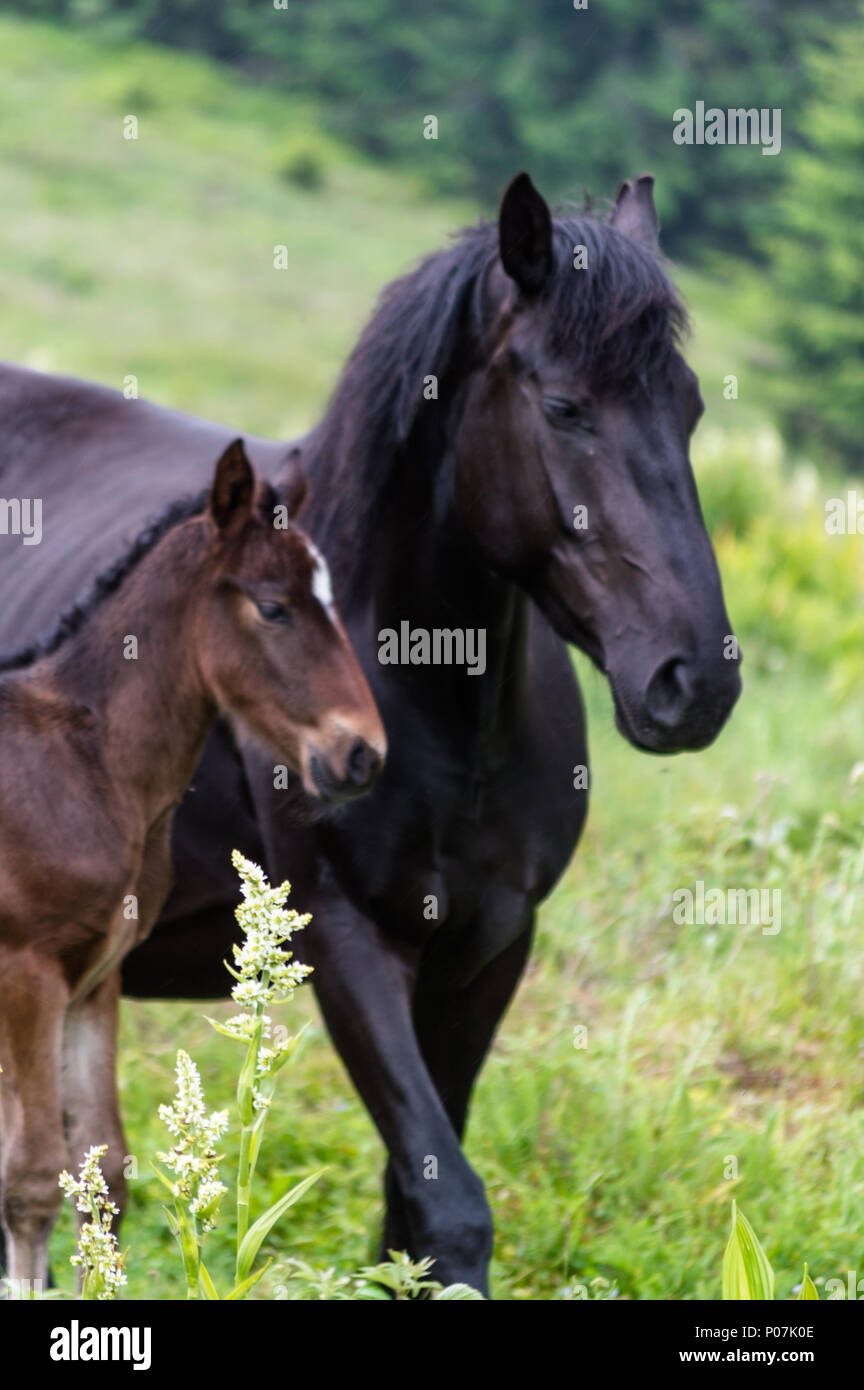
[[305, 372, 530, 742], [40, 524, 216, 820]]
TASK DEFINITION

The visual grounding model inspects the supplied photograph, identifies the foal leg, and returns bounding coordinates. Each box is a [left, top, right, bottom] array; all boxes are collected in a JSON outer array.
[[62, 971, 128, 1232], [0, 951, 69, 1287]]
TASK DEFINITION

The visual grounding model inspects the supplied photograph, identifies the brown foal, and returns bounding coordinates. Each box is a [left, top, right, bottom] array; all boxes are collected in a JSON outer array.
[[0, 439, 385, 1285]]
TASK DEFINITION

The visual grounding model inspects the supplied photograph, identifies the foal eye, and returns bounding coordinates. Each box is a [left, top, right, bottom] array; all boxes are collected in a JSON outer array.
[[542, 396, 594, 431], [255, 599, 293, 624]]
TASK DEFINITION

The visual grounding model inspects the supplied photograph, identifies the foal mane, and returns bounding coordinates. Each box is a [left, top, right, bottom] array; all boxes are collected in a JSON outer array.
[[0, 492, 208, 674], [0, 483, 279, 674], [307, 204, 687, 583]]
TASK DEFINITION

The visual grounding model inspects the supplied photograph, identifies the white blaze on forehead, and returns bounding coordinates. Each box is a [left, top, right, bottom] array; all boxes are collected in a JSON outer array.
[[305, 539, 335, 612]]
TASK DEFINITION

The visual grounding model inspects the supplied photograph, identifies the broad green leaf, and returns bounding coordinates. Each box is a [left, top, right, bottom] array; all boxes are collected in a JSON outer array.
[[722, 1201, 775, 1300], [248, 1099, 272, 1168], [799, 1263, 819, 1301], [236, 1028, 262, 1124], [225, 1260, 271, 1301], [199, 1262, 221, 1301], [193, 1185, 226, 1229], [203, 1016, 247, 1044], [360, 1265, 403, 1292], [151, 1165, 178, 1198], [173, 1203, 202, 1292], [268, 1023, 310, 1076], [235, 1170, 324, 1282], [161, 1204, 180, 1238]]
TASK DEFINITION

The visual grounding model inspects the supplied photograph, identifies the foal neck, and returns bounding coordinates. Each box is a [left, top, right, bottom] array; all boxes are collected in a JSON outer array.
[[33, 520, 215, 820]]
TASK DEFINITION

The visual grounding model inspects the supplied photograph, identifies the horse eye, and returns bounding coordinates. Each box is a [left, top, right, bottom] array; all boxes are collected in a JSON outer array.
[[543, 396, 593, 431], [256, 599, 293, 624]]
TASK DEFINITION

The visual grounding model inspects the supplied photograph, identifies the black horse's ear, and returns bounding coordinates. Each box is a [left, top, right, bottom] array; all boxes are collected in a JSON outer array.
[[208, 438, 255, 532], [275, 445, 309, 519], [610, 173, 659, 251], [498, 172, 553, 295]]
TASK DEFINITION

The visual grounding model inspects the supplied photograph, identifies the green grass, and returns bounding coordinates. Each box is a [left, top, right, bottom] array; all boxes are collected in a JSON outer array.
[[48, 660, 861, 1303], [3, 17, 863, 1301]]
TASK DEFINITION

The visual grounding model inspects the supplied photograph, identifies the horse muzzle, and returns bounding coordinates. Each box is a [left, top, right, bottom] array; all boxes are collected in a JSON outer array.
[[308, 735, 385, 801], [609, 649, 742, 753]]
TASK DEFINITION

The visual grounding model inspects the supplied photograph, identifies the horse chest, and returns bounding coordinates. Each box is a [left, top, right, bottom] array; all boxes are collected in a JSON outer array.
[[455, 784, 577, 907], [414, 628, 585, 915], [361, 748, 583, 959]]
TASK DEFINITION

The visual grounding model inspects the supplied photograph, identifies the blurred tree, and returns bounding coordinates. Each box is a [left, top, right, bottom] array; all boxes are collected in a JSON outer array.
[[1, 0, 857, 262], [758, 6, 864, 468]]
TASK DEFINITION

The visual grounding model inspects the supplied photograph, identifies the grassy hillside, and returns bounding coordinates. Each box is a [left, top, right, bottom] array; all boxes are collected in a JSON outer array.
[[0, 17, 477, 437], [2, 18, 863, 1301], [0, 16, 770, 436]]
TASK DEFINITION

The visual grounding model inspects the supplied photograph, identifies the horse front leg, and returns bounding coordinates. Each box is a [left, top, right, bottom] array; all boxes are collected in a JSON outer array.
[[304, 891, 494, 1295], [414, 917, 535, 1142], [61, 971, 128, 1239], [381, 918, 535, 1286], [0, 951, 69, 1291]]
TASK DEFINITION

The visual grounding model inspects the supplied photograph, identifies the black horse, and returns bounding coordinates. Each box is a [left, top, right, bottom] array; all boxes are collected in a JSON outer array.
[[0, 174, 740, 1295]]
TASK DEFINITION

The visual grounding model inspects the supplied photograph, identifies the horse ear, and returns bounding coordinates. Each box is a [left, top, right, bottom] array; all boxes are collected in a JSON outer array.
[[498, 172, 553, 295], [610, 173, 659, 251], [275, 446, 309, 519], [208, 438, 255, 532]]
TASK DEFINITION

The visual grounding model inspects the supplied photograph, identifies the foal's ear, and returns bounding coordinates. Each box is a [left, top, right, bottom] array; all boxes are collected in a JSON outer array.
[[498, 172, 553, 296], [208, 438, 255, 532], [610, 173, 660, 252], [274, 446, 309, 519]]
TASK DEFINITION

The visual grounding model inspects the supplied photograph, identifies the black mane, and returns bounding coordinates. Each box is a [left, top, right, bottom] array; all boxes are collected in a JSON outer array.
[[544, 214, 688, 379], [307, 208, 687, 579], [0, 482, 280, 674]]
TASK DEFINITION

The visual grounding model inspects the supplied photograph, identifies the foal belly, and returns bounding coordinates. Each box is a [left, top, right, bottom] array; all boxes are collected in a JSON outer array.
[[52, 824, 172, 1003]]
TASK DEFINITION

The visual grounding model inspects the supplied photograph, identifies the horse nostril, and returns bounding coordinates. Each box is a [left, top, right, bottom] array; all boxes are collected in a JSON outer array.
[[346, 737, 382, 787], [643, 656, 693, 727]]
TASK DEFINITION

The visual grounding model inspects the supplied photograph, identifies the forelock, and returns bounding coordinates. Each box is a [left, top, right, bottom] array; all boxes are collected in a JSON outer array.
[[539, 216, 688, 389]]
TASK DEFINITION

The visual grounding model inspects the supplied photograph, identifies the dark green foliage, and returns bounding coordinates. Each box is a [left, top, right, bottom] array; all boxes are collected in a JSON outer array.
[[755, 7, 864, 468], [2, 0, 856, 257]]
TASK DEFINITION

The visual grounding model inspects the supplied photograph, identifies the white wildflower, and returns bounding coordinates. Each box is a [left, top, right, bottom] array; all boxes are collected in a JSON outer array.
[[227, 851, 314, 1083], [58, 1145, 127, 1299], [157, 1051, 228, 1231]]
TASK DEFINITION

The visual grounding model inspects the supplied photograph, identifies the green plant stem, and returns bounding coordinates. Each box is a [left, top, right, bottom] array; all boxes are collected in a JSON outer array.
[[235, 1122, 254, 1274], [235, 971, 268, 1281], [177, 1200, 201, 1300]]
